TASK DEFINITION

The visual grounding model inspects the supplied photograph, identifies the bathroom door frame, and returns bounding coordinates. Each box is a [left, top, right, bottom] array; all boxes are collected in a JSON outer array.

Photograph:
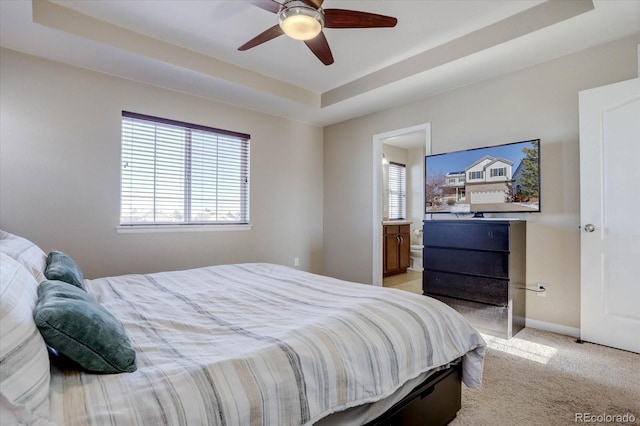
[[372, 123, 431, 287]]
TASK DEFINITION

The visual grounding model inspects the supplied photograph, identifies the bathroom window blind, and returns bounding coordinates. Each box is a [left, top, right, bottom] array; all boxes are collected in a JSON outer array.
[[388, 162, 406, 220], [120, 111, 250, 226]]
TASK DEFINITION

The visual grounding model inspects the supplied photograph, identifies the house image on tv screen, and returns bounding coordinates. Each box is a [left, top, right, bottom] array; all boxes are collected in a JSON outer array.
[[425, 140, 540, 214]]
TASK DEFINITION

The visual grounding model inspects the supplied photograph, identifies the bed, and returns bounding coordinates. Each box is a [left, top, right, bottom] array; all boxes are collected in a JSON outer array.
[[0, 230, 485, 426]]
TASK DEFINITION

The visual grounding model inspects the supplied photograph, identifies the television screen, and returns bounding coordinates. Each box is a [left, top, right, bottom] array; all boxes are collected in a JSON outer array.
[[425, 139, 540, 215]]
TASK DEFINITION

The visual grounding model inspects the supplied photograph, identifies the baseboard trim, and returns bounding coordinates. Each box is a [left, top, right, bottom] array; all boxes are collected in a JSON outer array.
[[525, 318, 580, 338]]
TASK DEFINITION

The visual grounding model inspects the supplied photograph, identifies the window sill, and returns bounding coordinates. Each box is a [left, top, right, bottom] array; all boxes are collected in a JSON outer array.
[[116, 224, 252, 234]]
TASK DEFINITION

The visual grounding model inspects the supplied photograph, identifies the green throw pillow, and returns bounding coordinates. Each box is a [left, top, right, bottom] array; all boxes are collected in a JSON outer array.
[[33, 280, 137, 374], [45, 250, 86, 290]]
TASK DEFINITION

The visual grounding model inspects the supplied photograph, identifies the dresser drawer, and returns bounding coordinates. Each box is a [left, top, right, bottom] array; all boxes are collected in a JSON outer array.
[[424, 247, 509, 278], [424, 221, 509, 251], [424, 271, 508, 306]]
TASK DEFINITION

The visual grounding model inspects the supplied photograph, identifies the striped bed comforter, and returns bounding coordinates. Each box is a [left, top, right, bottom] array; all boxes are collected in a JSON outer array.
[[49, 263, 485, 426]]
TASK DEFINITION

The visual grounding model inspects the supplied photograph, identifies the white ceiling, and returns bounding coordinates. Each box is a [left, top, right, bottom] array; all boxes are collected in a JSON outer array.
[[1, 0, 639, 126]]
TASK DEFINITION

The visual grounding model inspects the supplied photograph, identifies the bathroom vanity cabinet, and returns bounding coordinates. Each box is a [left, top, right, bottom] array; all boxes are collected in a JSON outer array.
[[383, 223, 411, 277], [422, 220, 526, 339]]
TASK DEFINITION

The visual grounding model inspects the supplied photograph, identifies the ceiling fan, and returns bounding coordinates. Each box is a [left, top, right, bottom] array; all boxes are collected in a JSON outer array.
[[238, 0, 398, 65]]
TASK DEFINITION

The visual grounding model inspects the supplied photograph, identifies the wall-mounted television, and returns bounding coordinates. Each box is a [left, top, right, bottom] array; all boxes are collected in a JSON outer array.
[[425, 139, 540, 216]]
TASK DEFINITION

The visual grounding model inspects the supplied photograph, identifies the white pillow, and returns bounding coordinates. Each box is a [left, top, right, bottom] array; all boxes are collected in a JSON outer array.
[[0, 253, 51, 422], [0, 230, 47, 283]]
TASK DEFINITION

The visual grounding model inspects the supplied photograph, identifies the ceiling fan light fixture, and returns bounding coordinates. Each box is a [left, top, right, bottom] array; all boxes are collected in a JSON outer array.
[[279, 1, 324, 41]]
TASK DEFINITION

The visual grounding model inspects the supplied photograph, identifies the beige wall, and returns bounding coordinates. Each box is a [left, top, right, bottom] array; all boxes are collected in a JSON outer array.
[[0, 48, 324, 278], [324, 33, 640, 329], [407, 146, 425, 243]]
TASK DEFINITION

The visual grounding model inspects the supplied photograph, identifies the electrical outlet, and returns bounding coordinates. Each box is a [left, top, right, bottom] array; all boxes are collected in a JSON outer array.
[[537, 283, 547, 297], [294, 257, 300, 267]]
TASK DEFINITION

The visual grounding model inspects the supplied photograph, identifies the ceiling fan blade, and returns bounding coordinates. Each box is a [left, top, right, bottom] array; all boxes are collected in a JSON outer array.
[[304, 31, 334, 65], [300, 0, 324, 8], [324, 9, 397, 29], [248, 0, 281, 14], [238, 25, 284, 51]]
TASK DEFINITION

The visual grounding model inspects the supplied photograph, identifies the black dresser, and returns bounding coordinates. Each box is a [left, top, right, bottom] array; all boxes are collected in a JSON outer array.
[[422, 220, 526, 339]]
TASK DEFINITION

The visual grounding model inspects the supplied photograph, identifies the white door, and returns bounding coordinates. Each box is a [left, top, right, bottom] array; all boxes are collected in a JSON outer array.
[[579, 77, 640, 354]]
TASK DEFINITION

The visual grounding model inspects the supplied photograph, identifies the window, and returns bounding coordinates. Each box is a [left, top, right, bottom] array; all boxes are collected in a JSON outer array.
[[490, 167, 506, 177], [388, 162, 406, 220], [120, 111, 250, 227], [469, 171, 483, 180]]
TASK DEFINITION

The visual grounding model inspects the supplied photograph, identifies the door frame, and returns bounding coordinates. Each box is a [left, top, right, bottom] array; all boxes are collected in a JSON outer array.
[[372, 123, 431, 286]]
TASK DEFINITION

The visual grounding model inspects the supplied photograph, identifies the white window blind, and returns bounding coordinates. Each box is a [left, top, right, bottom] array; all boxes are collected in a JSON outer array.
[[388, 162, 406, 220], [120, 111, 250, 226]]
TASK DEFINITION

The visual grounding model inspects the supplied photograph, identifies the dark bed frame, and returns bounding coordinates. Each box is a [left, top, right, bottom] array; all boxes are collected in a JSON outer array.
[[365, 362, 462, 426]]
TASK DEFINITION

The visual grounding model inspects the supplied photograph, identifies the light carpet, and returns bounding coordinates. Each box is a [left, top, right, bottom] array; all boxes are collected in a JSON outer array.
[[451, 328, 640, 425]]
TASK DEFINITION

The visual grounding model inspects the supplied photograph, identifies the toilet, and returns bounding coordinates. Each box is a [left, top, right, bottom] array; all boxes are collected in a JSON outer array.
[[408, 245, 423, 272]]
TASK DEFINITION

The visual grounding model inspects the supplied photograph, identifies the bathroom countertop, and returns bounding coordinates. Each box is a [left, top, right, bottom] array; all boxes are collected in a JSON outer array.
[[382, 220, 412, 225]]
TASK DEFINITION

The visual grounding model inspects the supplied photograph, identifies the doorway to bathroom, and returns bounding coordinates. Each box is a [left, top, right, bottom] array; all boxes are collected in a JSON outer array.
[[372, 123, 431, 293]]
